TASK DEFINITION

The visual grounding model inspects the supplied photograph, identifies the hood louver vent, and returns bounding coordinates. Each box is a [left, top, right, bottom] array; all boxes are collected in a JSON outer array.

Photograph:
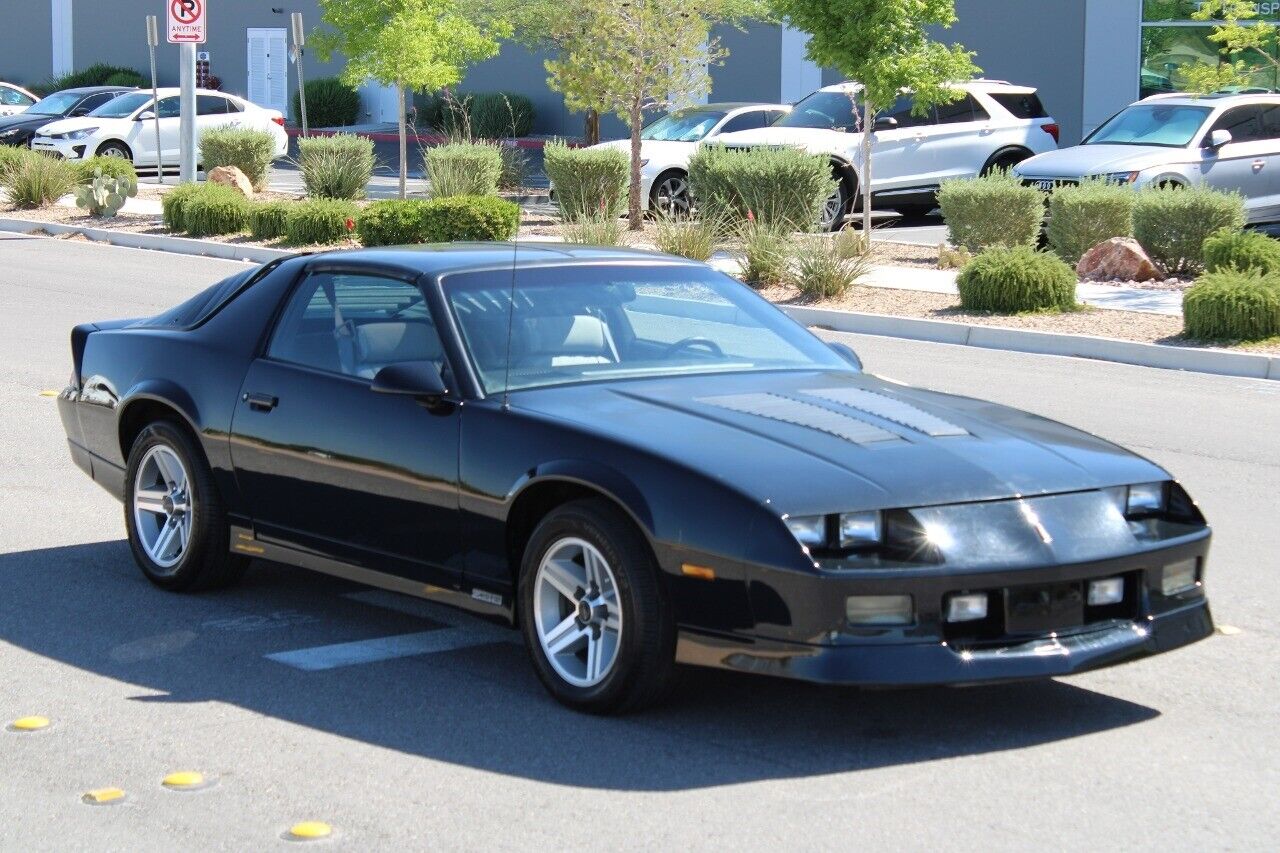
[[804, 387, 969, 438], [700, 393, 903, 445]]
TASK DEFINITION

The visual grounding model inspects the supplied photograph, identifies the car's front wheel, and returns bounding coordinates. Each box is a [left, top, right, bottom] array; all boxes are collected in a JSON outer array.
[[124, 421, 248, 592], [518, 499, 676, 714], [820, 180, 850, 231], [649, 170, 691, 218], [96, 141, 132, 161]]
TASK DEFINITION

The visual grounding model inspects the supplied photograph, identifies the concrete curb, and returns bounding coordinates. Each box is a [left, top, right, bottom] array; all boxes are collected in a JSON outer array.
[[3, 216, 1275, 381], [782, 304, 1280, 382]]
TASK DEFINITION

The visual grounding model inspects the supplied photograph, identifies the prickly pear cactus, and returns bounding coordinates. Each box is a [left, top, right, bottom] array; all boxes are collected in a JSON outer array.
[[73, 168, 139, 218]]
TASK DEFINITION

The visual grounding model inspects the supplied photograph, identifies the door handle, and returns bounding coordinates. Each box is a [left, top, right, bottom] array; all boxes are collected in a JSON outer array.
[[243, 392, 278, 412], [1254, 159, 1266, 171]]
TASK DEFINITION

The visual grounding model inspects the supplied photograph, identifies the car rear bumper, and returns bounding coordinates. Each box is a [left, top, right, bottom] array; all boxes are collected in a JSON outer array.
[[676, 598, 1213, 686]]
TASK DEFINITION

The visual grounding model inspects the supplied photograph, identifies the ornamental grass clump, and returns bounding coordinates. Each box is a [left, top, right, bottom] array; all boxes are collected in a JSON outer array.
[[1046, 178, 1136, 264], [653, 211, 724, 261], [74, 156, 138, 185], [297, 134, 376, 200], [956, 246, 1078, 313], [181, 183, 251, 237], [792, 235, 873, 300], [248, 201, 293, 241], [735, 214, 793, 288], [689, 144, 832, 230], [200, 127, 278, 191], [938, 170, 1044, 254], [1133, 185, 1246, 275], [543, 141, 627, 222], [0, 151, 77, 209], [1202, 228, 1280, 275], [285, 199, 359, 246], [1183, 269, 1280, 341], [561, 207, 626, 247], [425, 142, 503, 198]]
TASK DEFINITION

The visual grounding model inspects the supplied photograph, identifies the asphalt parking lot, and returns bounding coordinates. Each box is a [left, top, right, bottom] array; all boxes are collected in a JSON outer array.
[[1, 232, 1277, 849]]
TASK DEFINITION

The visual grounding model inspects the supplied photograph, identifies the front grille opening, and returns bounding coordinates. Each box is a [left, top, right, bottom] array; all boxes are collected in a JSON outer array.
[[942, 572, 1142, 646]]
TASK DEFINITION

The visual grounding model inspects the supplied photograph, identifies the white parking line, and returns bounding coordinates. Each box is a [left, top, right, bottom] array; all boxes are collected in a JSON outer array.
[[264, 589, 520, 672]]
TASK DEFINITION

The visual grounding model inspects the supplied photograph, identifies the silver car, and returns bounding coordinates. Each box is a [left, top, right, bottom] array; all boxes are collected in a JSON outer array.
[[1014, 93, 1280, 224]]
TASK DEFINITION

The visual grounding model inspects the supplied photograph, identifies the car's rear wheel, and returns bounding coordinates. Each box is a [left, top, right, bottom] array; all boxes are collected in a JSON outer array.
[[96, 141, 132, 161], [650, 170, 691, 218], [124, 421, 247, 592], [518, 499, 676, 714], [981, 147, 1032, 176]]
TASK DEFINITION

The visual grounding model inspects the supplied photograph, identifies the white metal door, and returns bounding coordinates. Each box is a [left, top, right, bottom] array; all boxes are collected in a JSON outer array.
[[247, 28, 288, 114]]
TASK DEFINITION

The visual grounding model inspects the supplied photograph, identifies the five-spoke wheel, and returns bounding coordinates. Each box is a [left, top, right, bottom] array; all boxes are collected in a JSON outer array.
[[132, 445, 193, 571], [533, 537, 623, 687]]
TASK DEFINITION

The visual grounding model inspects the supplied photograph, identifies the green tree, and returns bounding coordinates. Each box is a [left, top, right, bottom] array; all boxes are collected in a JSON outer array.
[[1177, 1, 1280, 94], [511, 0, 766, 230], [311, 0, 509, 199], [769, 0, 978, 234]]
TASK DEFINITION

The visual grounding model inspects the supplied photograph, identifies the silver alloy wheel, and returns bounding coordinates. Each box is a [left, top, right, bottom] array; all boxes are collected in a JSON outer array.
[[821, 184, 846, 229], [533, 536, 623, 688], [132, 445, 193, 572], [653, 174, 691, 216], [99, 145, 128, 159]]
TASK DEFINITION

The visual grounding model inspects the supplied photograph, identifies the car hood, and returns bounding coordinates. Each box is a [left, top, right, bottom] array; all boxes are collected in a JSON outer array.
[[0, 112, 60, 132], [509, 369, 1166, 515], [715, 126, 858, 155], [31, 116, 105, 136], [591, 139, 696, 161], [1015, 144, 1187, 178]]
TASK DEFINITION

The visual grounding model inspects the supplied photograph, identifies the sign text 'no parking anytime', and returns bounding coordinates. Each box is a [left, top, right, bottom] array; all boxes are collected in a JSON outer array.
[[167, 0, 207, 44]]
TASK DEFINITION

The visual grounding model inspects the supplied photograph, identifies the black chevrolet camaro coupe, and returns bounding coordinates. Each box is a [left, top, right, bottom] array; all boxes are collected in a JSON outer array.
[[58, 245, 1214, 712]]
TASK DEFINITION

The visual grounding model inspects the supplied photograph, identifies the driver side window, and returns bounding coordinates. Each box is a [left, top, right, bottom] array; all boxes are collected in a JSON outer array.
[[155, 97, 181, 119], [268, 272, 445, 380]]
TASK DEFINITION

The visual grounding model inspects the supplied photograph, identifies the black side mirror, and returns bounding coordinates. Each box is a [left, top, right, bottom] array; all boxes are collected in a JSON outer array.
[[70, 108, 89, 117], [873, 116, 899, 131], [828, 341, 863, 371], [371, 360, 448, 400]]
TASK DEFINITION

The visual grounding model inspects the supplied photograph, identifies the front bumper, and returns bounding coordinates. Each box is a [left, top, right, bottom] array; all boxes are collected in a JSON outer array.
[[677, 598, 1212, 685], [30, 137, 86, 160]]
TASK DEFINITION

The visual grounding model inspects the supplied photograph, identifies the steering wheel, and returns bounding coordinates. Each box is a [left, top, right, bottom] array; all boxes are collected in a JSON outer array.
[[663, 337, 724, 358]]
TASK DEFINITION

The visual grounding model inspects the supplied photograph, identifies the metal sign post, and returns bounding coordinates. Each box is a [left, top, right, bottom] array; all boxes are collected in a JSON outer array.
[[291, 12, 308, 137], [146, 15, 163, 183], [167, 0, 207, 184]]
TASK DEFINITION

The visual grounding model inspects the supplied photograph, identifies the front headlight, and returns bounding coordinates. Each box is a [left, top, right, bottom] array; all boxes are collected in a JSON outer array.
[[1124, 481, 1166, 515], [839, 511, 882, 548], [0, 128, 22, 138], [56, 127, 97, 140], [784, 515, 826, 549], [1096, 171, 1139, 184], [785, 510, 884, 550]]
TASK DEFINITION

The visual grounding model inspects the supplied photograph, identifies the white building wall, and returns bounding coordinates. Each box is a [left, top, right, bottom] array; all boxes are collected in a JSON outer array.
[[1082, 0, 1142, 137]]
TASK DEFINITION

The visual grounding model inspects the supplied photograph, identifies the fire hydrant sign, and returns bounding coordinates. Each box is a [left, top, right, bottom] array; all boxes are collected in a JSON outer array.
[[167, 0, 206, 44]]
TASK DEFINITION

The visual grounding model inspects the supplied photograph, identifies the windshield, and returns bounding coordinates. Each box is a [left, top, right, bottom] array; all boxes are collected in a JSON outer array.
[[775, 90, 862, 130], [1085, 104, 1212, 148], [28, 92, 80, 116], [444, 265, 851, 393], [88, 92, 151, 118], [641, 111, 725, 142]]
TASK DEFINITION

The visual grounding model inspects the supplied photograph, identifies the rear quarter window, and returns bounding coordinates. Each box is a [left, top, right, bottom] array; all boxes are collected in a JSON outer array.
[[989, 92, 1049, 120], [135, 261, 279, 329]]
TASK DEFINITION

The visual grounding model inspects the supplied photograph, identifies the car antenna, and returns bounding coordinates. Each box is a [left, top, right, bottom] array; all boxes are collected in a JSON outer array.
[[501, 236, 517, 411]]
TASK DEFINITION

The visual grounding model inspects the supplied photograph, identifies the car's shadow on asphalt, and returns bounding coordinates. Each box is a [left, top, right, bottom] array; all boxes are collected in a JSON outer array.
[[2, 541, 1160, 791]]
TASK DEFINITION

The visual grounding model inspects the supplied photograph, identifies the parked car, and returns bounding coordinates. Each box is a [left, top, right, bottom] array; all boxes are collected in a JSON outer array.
[[0, 86, 136, 149], [1015, 92, 1280, 224], [717, 79, 1060, 229], [57, 245, 1214, 713], [0, 82, 38, 117], [588, 103, 790, 215], [30, 87, 288, 170]]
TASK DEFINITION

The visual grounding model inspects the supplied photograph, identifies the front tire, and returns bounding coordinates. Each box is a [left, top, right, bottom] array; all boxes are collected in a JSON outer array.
[[518, 499, 677, 714], [124, 421, 247, 592], [649, 170, 691, 218], [96, 140, 132, 161], [820, 180, 851, 232]]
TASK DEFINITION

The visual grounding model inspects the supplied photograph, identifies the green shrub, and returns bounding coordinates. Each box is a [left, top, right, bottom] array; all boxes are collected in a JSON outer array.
[[102, 70, 146, 88], [285, 199, 359, 245], [938, 171, 1044, 254], [161, 182, 204, 231], [689, 144, 833, 230], [0, 152, 77, 208], [418, 91, 536, 138], [956, 246, 1078, 313], [296, 134, 376, 200], [1183, 269, 1280, 340], [792, 235, 872, 299], [74, 156, 138, 184], [1133, 185, 1246, 275], [543, 140, 627, 222], [425, 142, 502, 198], [1202, 228, 1280, 275], [200, 127, 277, 191], [1046, 178, 1136, 263], [181, 184, 250, 237], [654, 213, 724, 261], [248, 201, 292, 241], [292, 77, 360, 128], [30, 63, 144, 97], [356, 200, 431, 246], [498, 144, 529, 190], [420, 195, 519, 242]]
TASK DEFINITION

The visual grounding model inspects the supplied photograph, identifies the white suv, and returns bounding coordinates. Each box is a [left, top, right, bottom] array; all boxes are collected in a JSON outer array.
[[717, 80, 1061, 229]]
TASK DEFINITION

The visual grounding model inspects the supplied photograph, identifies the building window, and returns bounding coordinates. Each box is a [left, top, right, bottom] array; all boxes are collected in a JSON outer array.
[[1141, 2, 1280, 98]]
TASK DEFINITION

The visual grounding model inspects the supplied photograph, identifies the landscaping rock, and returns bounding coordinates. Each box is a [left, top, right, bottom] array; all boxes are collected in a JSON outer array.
[[1077, 237, 1163, 282], [208, 166, 254, 199]]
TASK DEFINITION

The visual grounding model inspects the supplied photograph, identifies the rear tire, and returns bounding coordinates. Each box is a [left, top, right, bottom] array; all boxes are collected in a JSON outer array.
[[518, 499, 677, 714], [981, 147, 1032, 176], [820, 180, 851, 232], [124, 421, 248, 592]]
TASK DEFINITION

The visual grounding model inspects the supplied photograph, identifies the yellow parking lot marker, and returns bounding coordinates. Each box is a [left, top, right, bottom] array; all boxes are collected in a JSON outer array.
[[38, 390, 59, 398], [1217, 624, 1242, 636], [162, 770, 207, 790], [82, 788, 126, 805], [8, 716, 50, 732], [287, 821, 333, 841]]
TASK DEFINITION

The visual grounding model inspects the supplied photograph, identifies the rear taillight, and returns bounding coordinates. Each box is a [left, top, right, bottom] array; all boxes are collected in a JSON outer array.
[[272, 116, 285, 127], [1041, 122, 1060, 143]]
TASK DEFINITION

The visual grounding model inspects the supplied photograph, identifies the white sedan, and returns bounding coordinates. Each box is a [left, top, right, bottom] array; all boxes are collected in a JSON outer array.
[[591, 102, 790, 215], [30, 88, 288, 170], [0, 82, 38, 117]]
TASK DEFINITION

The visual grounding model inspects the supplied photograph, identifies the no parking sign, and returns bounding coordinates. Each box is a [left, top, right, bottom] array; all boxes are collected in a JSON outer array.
[[167, 0, 206, 44]]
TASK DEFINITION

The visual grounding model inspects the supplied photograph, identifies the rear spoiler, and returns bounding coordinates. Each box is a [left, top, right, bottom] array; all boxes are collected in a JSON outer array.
[[69, 318, 139, 390]]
